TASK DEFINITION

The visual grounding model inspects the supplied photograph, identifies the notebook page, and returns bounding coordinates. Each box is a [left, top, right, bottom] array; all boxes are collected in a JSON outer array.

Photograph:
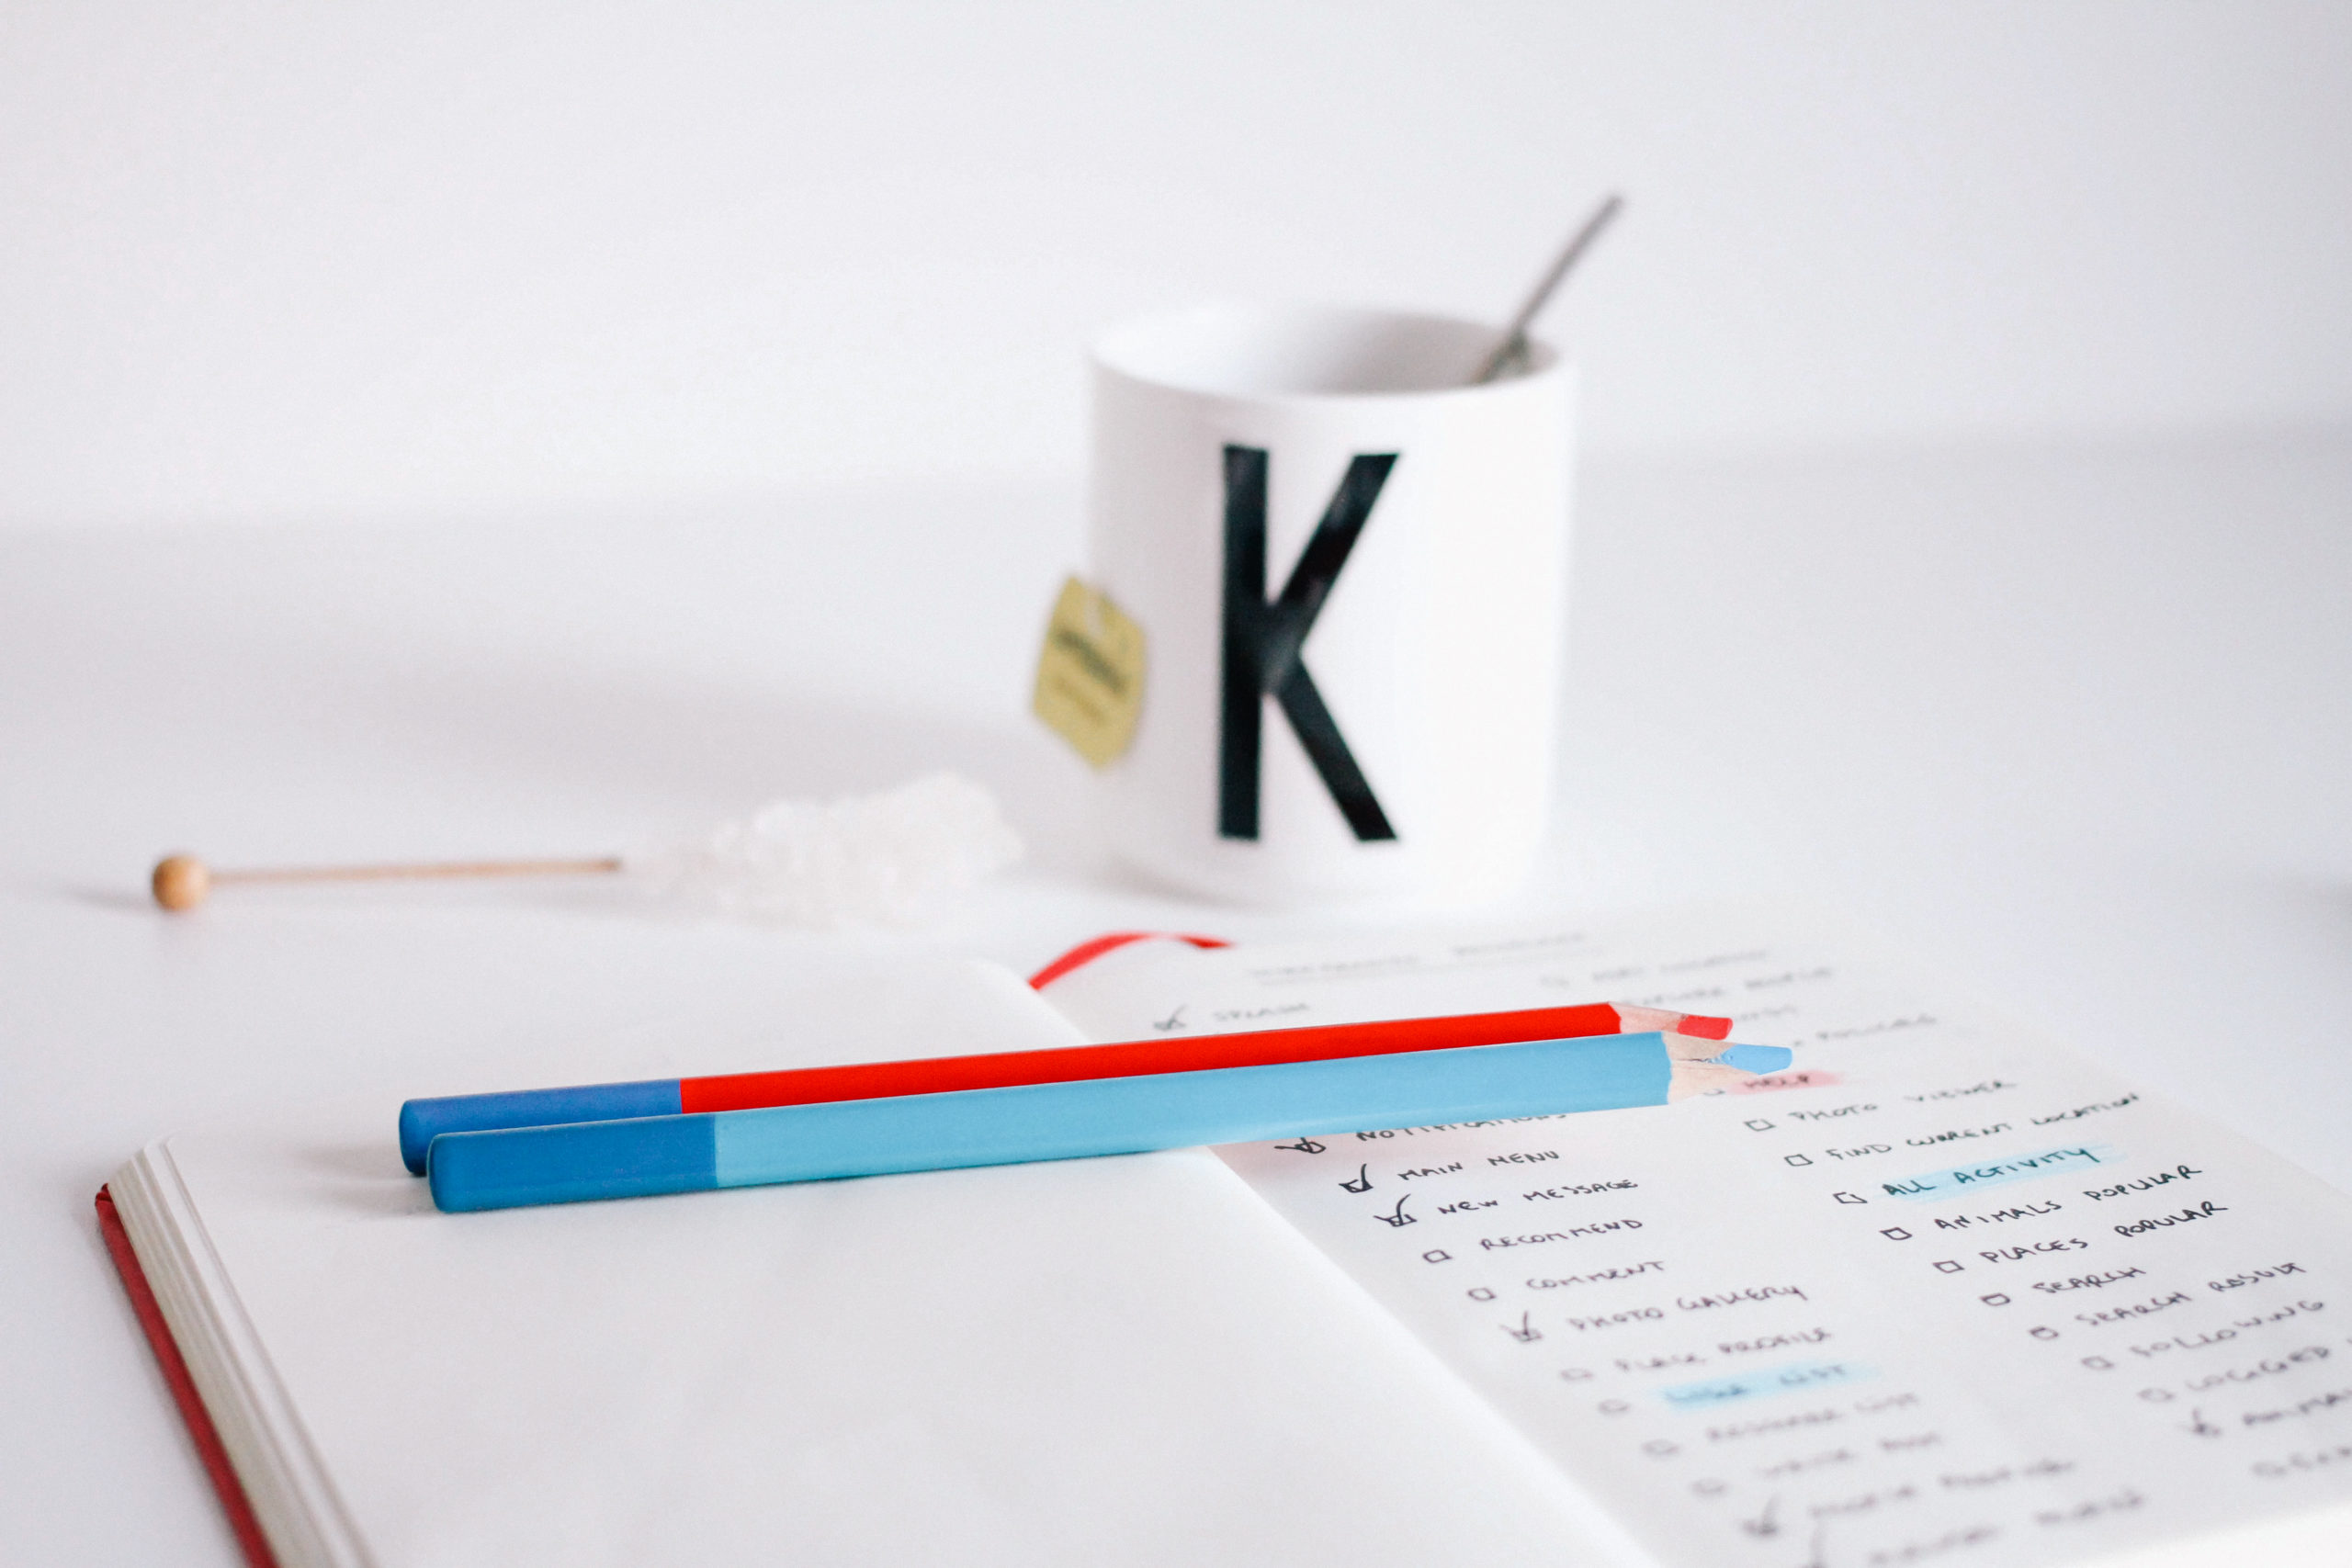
[[1045, 909, 2352, 1568], [146, 955, 1634, 1568]]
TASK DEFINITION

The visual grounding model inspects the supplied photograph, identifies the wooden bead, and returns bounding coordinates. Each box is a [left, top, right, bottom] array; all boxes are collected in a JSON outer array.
[[152, 854, 212, 911]]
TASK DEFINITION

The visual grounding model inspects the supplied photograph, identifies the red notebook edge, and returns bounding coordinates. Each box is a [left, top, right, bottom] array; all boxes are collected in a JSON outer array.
[[95, 1186, 283, 1568]]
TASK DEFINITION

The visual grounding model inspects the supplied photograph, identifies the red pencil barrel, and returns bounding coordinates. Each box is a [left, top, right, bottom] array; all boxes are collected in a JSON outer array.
[[678, 1002, 1731, 1114]]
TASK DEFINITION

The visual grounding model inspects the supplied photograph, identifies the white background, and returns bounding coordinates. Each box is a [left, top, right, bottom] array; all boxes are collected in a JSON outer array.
[[5, 6, 2351, 1564], [4, 0, 2350, 527]]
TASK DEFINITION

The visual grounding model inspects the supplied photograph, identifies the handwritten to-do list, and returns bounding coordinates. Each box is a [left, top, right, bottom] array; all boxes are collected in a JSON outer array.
[[1054, 913, 2352, 1567]]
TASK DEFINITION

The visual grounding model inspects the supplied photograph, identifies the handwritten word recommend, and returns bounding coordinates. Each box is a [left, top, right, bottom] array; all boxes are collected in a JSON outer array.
[[1882, 1145, 2114, 1201], [1659, 1360, 1875, 1411]]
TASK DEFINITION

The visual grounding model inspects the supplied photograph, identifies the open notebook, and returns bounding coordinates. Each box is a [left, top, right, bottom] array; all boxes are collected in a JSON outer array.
[[106, 908, 2352, 1568]]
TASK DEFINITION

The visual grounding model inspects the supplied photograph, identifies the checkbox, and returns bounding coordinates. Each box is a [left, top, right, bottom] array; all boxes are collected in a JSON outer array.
[[1422, 1249, 1452, 1263], [1467, 1287, 1496, 1301], [1933, 1259, 1963, 1273], [1643, 1439, 1680, 1458], [1745, 1119, 1774, 1132], [1833, 1191, 1867, 1205], [1880, 1227, 1912, 1241], [1784, 1154, 1813, 1168], [2030, 1325, 2059, 1340], [1980, 1292, 2010, 1306], [2081, 1357, 2113, 1371]]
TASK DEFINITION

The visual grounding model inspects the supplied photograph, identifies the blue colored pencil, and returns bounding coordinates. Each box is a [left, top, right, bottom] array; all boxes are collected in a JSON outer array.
[[425, 1032, 1792, 1213], [394, 999, 1737, 1175]]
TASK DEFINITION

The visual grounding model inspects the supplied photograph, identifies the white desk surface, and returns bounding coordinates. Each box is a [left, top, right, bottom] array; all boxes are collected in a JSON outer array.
[[5, 433, 2348, 1563]]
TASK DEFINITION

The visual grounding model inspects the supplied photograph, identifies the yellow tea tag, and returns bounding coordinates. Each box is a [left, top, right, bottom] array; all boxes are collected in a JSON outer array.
[[1032, 576, 1145, 768]]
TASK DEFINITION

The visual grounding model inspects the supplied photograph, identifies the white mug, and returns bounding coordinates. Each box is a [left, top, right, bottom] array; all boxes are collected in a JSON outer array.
[[1088, 301, 1573, 905]]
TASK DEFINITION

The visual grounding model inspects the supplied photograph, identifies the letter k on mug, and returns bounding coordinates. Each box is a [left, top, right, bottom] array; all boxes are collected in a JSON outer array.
[[1088, 302, 1574, 905]]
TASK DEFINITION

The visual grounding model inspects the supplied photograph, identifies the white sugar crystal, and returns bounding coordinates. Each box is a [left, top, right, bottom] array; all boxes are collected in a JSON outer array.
[[635, 773, 1022, 926]]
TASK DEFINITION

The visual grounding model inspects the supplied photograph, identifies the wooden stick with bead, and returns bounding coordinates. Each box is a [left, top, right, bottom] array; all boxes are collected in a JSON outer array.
[[150, 853, 625, 912]]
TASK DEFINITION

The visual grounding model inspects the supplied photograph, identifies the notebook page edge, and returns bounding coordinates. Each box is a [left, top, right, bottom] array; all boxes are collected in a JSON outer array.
[[112, 1141, 376, 1568]]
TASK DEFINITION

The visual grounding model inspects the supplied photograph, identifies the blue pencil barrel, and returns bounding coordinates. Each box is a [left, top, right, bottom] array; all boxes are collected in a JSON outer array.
[[400, 1079, 683, 1174], [429, 1114, 718, 1212], [425, 1032, 1693, 1213]]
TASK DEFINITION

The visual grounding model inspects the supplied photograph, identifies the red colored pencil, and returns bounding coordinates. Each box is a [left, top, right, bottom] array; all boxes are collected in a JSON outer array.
[[398, 1000, 1731, 1173]]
